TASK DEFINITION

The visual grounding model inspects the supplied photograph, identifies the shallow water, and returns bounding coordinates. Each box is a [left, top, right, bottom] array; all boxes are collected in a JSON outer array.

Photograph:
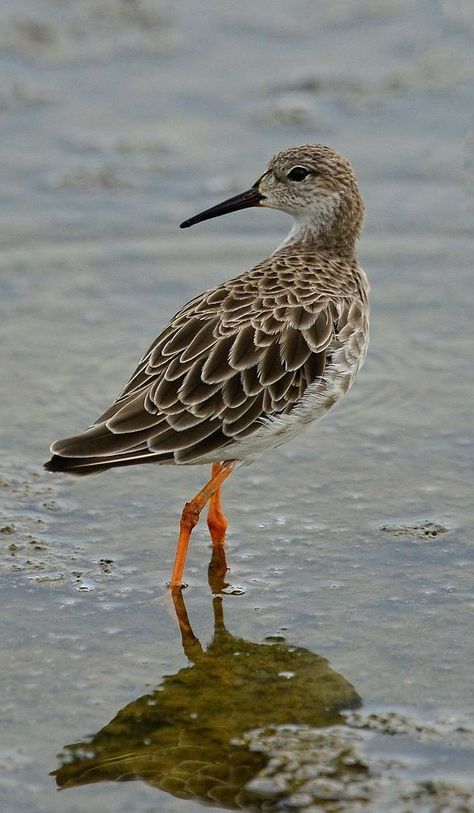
[[1, 1, 474, 811]]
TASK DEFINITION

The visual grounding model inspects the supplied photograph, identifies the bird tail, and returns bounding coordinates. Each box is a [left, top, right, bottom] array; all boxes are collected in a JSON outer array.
[[44, 449, 173, 476], [44, 423, 174, 477], [44, 454, 115, 476]]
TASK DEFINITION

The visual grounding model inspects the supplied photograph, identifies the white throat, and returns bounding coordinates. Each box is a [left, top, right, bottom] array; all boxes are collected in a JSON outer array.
[[273, 193, 341, 253], [274, 218, 315, 253]]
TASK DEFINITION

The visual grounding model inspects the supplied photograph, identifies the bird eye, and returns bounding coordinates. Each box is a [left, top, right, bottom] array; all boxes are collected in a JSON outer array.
[[287, 166, 310, 182]]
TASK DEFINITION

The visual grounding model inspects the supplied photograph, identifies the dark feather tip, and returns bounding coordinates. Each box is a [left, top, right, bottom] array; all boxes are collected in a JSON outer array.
[[44, 455, 73, 473]]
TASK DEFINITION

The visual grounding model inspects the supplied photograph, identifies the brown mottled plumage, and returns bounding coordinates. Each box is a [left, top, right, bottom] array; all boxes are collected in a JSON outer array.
[[45, 145, 369, 587]]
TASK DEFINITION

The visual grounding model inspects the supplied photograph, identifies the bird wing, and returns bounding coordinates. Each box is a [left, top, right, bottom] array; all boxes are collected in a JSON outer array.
[[51, 253, 361, 466]]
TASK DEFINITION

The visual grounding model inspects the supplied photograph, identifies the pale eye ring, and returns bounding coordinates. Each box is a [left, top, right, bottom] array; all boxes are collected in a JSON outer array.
[[287, 165, 310, 182]]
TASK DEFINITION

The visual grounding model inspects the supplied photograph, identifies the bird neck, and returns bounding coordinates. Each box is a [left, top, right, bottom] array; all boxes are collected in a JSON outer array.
[[275, 194, 364, 258], [276, 218, 359, 257]]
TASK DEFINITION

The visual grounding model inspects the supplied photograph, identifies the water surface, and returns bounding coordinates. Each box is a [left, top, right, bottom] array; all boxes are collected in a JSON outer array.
[[1, 2, 473, 811]]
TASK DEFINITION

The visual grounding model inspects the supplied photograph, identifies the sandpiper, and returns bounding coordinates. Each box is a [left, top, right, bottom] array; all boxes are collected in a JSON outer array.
[[45, 144, 369, 589]]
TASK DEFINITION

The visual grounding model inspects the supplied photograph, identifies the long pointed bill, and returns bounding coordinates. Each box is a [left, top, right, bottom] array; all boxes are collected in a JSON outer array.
[[180, 186, 264, 229]]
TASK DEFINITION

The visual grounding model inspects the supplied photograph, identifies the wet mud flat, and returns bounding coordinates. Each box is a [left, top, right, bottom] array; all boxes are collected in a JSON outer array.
[[2, 0, 474, 811], [2, 231, 474, 812], [2, 456, 473, 813]]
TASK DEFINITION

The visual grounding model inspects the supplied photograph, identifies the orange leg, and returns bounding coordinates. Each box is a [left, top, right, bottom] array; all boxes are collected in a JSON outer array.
[[169, 462, 234, 590], [207, 463, 229, 547]]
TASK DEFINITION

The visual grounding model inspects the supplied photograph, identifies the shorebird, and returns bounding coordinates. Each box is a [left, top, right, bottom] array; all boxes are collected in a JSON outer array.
[[45, 144, 369, 589]]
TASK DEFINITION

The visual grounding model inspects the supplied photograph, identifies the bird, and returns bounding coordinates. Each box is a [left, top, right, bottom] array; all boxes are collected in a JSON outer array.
[[45, 144, 369, 590]]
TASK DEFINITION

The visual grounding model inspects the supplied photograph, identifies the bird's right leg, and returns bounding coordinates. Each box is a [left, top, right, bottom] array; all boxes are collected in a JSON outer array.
[[207, 462, 229, 547], [169, 462, 234, 590]]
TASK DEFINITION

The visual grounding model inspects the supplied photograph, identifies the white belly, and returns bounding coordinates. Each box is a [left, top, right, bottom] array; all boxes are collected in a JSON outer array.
[[195, 331, 369, 466]]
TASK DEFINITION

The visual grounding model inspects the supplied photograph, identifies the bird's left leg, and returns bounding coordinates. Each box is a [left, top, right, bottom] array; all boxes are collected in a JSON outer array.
[[169, 461, 234, 590]]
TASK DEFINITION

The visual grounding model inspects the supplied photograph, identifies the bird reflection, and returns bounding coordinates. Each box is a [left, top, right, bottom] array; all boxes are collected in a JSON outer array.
[[54, 548, 361, 811]]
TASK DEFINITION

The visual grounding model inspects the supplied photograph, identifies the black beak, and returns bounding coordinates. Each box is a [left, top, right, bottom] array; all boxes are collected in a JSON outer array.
[[180, 185, 264, 229]]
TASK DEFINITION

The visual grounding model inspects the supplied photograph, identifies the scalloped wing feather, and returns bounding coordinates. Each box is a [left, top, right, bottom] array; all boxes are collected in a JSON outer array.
[[50, 251, 368, 468]]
